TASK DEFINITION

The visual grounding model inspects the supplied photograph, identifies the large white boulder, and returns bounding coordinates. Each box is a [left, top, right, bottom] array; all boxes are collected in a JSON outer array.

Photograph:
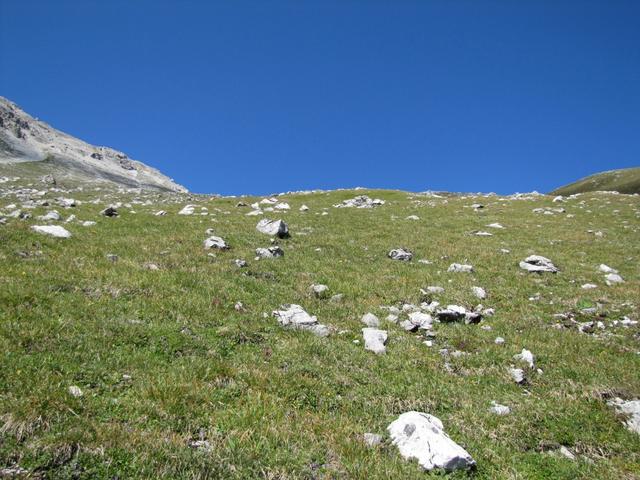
[[362, 328, 388, 354], [31, 225, 71, 238], [272, 304, 329, 337], [387, 411, 475, 472], [256, 219, 289, 238], [519, 255, 558, 273]]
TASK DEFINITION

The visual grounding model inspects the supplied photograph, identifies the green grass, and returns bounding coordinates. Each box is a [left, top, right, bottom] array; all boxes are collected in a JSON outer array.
[[0, 186, 639, 479], [551, 167, 640, 196]]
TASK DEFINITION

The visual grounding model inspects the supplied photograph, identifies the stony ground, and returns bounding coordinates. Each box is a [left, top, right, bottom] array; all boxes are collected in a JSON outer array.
[[0, 178, 639, 479]]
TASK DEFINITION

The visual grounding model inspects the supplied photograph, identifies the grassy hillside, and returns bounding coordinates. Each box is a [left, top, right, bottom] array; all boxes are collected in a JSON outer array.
[[551, 167, 640, 196], [0, 183, 639, 478]]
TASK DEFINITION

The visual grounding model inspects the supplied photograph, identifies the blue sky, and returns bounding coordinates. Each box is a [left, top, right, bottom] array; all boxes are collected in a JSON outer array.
[[1, 1, 639, 195]]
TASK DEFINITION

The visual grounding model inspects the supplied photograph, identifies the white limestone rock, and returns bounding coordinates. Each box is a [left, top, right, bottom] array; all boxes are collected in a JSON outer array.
[[448, 263, 474, 273], [519, 255, 558, 273], [388, 248, 413, 261], [272, 304, 329, 337], [361, 313, 380, 328], [31, 225, 71, 238], [607, 398, 640, 435], [256, 218, 289, 238], [387, 411, 475, 472], [362, 328, 388, 354], [203, 236, 229, 250]]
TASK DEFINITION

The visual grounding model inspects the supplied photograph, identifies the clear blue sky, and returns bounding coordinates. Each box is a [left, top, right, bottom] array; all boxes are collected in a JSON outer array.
[[1, 1, 639, 195]]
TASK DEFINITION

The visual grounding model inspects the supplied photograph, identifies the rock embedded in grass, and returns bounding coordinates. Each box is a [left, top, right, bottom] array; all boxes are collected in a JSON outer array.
[[448, 263, 474, 273], [203, 236, 229, 250], [387, 411, 476, 472], [362, 328, 388, 354], [514, 348, 535, 369], [472, 286, 487, 299], [31, 225, 72, 238], [100, 206, 119, 217], [361, 313, 380, 328], [256, 218, 289, 238], [388, 248, 413, 261], [489, 401, 511, 416], [363, 432, 383, 447], [509, 367, 526, 384], [605, 273, 624, 285], [178, 205, 195, 215], [310, 284, 329, 298], [68, 385, 83, 397], [272, 304, 329, 337], [607, 398, 640, 435], [519, 255, 558, 273], [255, 246, 284, 259]]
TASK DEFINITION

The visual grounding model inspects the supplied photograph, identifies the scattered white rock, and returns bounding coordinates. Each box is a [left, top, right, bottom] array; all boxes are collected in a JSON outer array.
[[272, 304, 329, 337], [310, 284, 329, 298], [387, 411, 476, 472], [178, 205, 196, 215], [519, 255, 558, 273], [38, 210, 61, 221], [256, 218, 289, 238], [388, 248, 413, 261], [362, 328, 388, 354], [599, 264, 618, 274], [581, 283, 598, 290], [361, 313, 380, 328], [31, 225, 71, 238], [495, 337, 505, 345], [255, 246, 284, 258], [101, 206, 119, 217], [509, 367, 526, 384], [514, 348, 535, 369], [334, 195, 385, 208], [203, 236, 229, 250], [607, 398, 640, 435], [471, 286, 486, 299], [489, 401, 511, 416], [68, 385, 83, 397], [363, 432, 383, 447], [448, 263, 473, 273], [605, 273, 624, 285]]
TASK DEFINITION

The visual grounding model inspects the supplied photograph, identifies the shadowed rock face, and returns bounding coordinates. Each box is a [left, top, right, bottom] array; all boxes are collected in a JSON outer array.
[[0, 96, 187, 192]]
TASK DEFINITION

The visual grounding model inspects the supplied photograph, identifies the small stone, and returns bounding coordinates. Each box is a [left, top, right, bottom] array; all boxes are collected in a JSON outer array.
[[310, 284, 329, 299], [514, 348, 535, 369], [605, 273, 624, 285], [255, 246, 284, 258], [204, 236, 229, 250], [448, 263, 473, 273], [494, 337, 505, 345], [489, 401, 511, 416], [388, 248, 413, 261], [519, 255, 558, 273], [68, 385, 83, 397], [509, 367, 526, 384], [100, 206, 119, 217], [361, 313, 380, 328], [363, 433, 383, 447], [471, 286, 486, 299]]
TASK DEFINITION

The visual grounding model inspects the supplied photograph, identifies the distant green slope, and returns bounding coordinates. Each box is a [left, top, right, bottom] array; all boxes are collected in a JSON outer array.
[[551, 167, 640, 195]]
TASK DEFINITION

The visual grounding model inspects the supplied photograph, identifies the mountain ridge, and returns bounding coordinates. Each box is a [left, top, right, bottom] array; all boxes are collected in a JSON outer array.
[[0, 96, 187, 192]]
